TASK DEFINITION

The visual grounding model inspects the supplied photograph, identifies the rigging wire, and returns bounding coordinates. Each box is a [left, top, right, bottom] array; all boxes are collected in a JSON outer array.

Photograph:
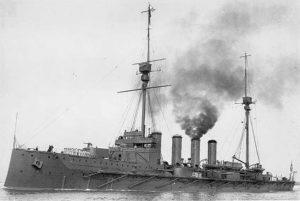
[[117, 80, 141, 135], [234, 116, 246, 159], [146, 96, 152, 135], [147, 90, 157, 132], [253, 103, 260, 156], [131, 91, 142, 131], [219, 114, 242, 160], [153, 87, 172, 137], [95, 65, 119, 85], [23, 108, 70, 145], [250, 114, 261, 164]]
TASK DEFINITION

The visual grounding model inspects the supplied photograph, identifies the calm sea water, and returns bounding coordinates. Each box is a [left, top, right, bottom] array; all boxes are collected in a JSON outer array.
[[1, 182, 299, 201]]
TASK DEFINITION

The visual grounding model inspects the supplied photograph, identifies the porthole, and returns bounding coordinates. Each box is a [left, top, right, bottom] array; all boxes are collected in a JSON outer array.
[[31, 154, 33, 157], [20, 170, 23, 173], [49, 171, 52, 175], [48, 156, 50, 159], [85, 160, 87, 162]]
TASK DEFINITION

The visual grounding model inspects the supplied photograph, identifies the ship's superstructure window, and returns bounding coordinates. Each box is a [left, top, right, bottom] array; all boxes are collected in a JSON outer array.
[[62, 148, 91, 157]]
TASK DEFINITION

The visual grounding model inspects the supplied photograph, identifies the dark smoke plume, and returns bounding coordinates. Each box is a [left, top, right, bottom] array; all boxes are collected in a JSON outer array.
[[170, 40, 243, 139], [169, 1, 299, 138], [176, 100, 218, 139]]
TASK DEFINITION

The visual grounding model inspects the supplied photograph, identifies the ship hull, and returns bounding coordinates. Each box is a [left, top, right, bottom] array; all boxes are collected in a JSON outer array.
[[4, 149, 294, 192]]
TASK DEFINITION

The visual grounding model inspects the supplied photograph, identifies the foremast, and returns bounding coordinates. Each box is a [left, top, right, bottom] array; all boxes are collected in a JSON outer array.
[[140, 5, 154, 136], [241, 52, 253, 170], [118, 5, 169, 137]]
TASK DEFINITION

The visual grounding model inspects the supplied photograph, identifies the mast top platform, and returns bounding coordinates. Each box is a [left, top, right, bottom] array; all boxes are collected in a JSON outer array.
[[243, 96, 253, 105], [139, 63, 152, 74]]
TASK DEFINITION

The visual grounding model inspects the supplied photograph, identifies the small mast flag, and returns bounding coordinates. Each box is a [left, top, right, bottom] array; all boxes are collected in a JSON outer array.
[[148, 5, 155, 25]]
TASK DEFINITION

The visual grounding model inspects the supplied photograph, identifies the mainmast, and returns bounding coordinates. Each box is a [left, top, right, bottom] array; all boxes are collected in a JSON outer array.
[[240, 52, 252, 169]]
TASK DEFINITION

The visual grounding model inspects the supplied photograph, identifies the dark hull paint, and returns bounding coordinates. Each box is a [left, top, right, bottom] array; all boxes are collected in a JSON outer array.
[[5, 149, 295, 192]]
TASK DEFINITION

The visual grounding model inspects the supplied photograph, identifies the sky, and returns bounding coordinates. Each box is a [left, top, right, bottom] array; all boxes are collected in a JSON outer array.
[[0, 0, 300, 182]]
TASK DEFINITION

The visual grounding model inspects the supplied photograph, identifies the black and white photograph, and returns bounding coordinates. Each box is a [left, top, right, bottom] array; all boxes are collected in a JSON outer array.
[[0, 0, 299, 200]]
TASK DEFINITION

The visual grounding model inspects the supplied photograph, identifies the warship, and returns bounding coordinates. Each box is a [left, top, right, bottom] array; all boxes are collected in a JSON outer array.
[[4, 5, 295, 192]]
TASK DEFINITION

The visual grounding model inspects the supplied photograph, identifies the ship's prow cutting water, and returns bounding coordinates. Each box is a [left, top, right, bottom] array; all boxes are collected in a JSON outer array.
[[4, 5, 295, 192]]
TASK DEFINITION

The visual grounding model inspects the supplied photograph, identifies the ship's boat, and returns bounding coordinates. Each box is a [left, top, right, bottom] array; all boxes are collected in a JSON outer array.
[[4, 5, 295, 192]]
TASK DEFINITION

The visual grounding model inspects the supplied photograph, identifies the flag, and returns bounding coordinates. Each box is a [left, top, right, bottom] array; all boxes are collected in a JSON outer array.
[[147, 5, 155, 25], [290, 162, 293, 172], [148, 5, 151, 25]]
